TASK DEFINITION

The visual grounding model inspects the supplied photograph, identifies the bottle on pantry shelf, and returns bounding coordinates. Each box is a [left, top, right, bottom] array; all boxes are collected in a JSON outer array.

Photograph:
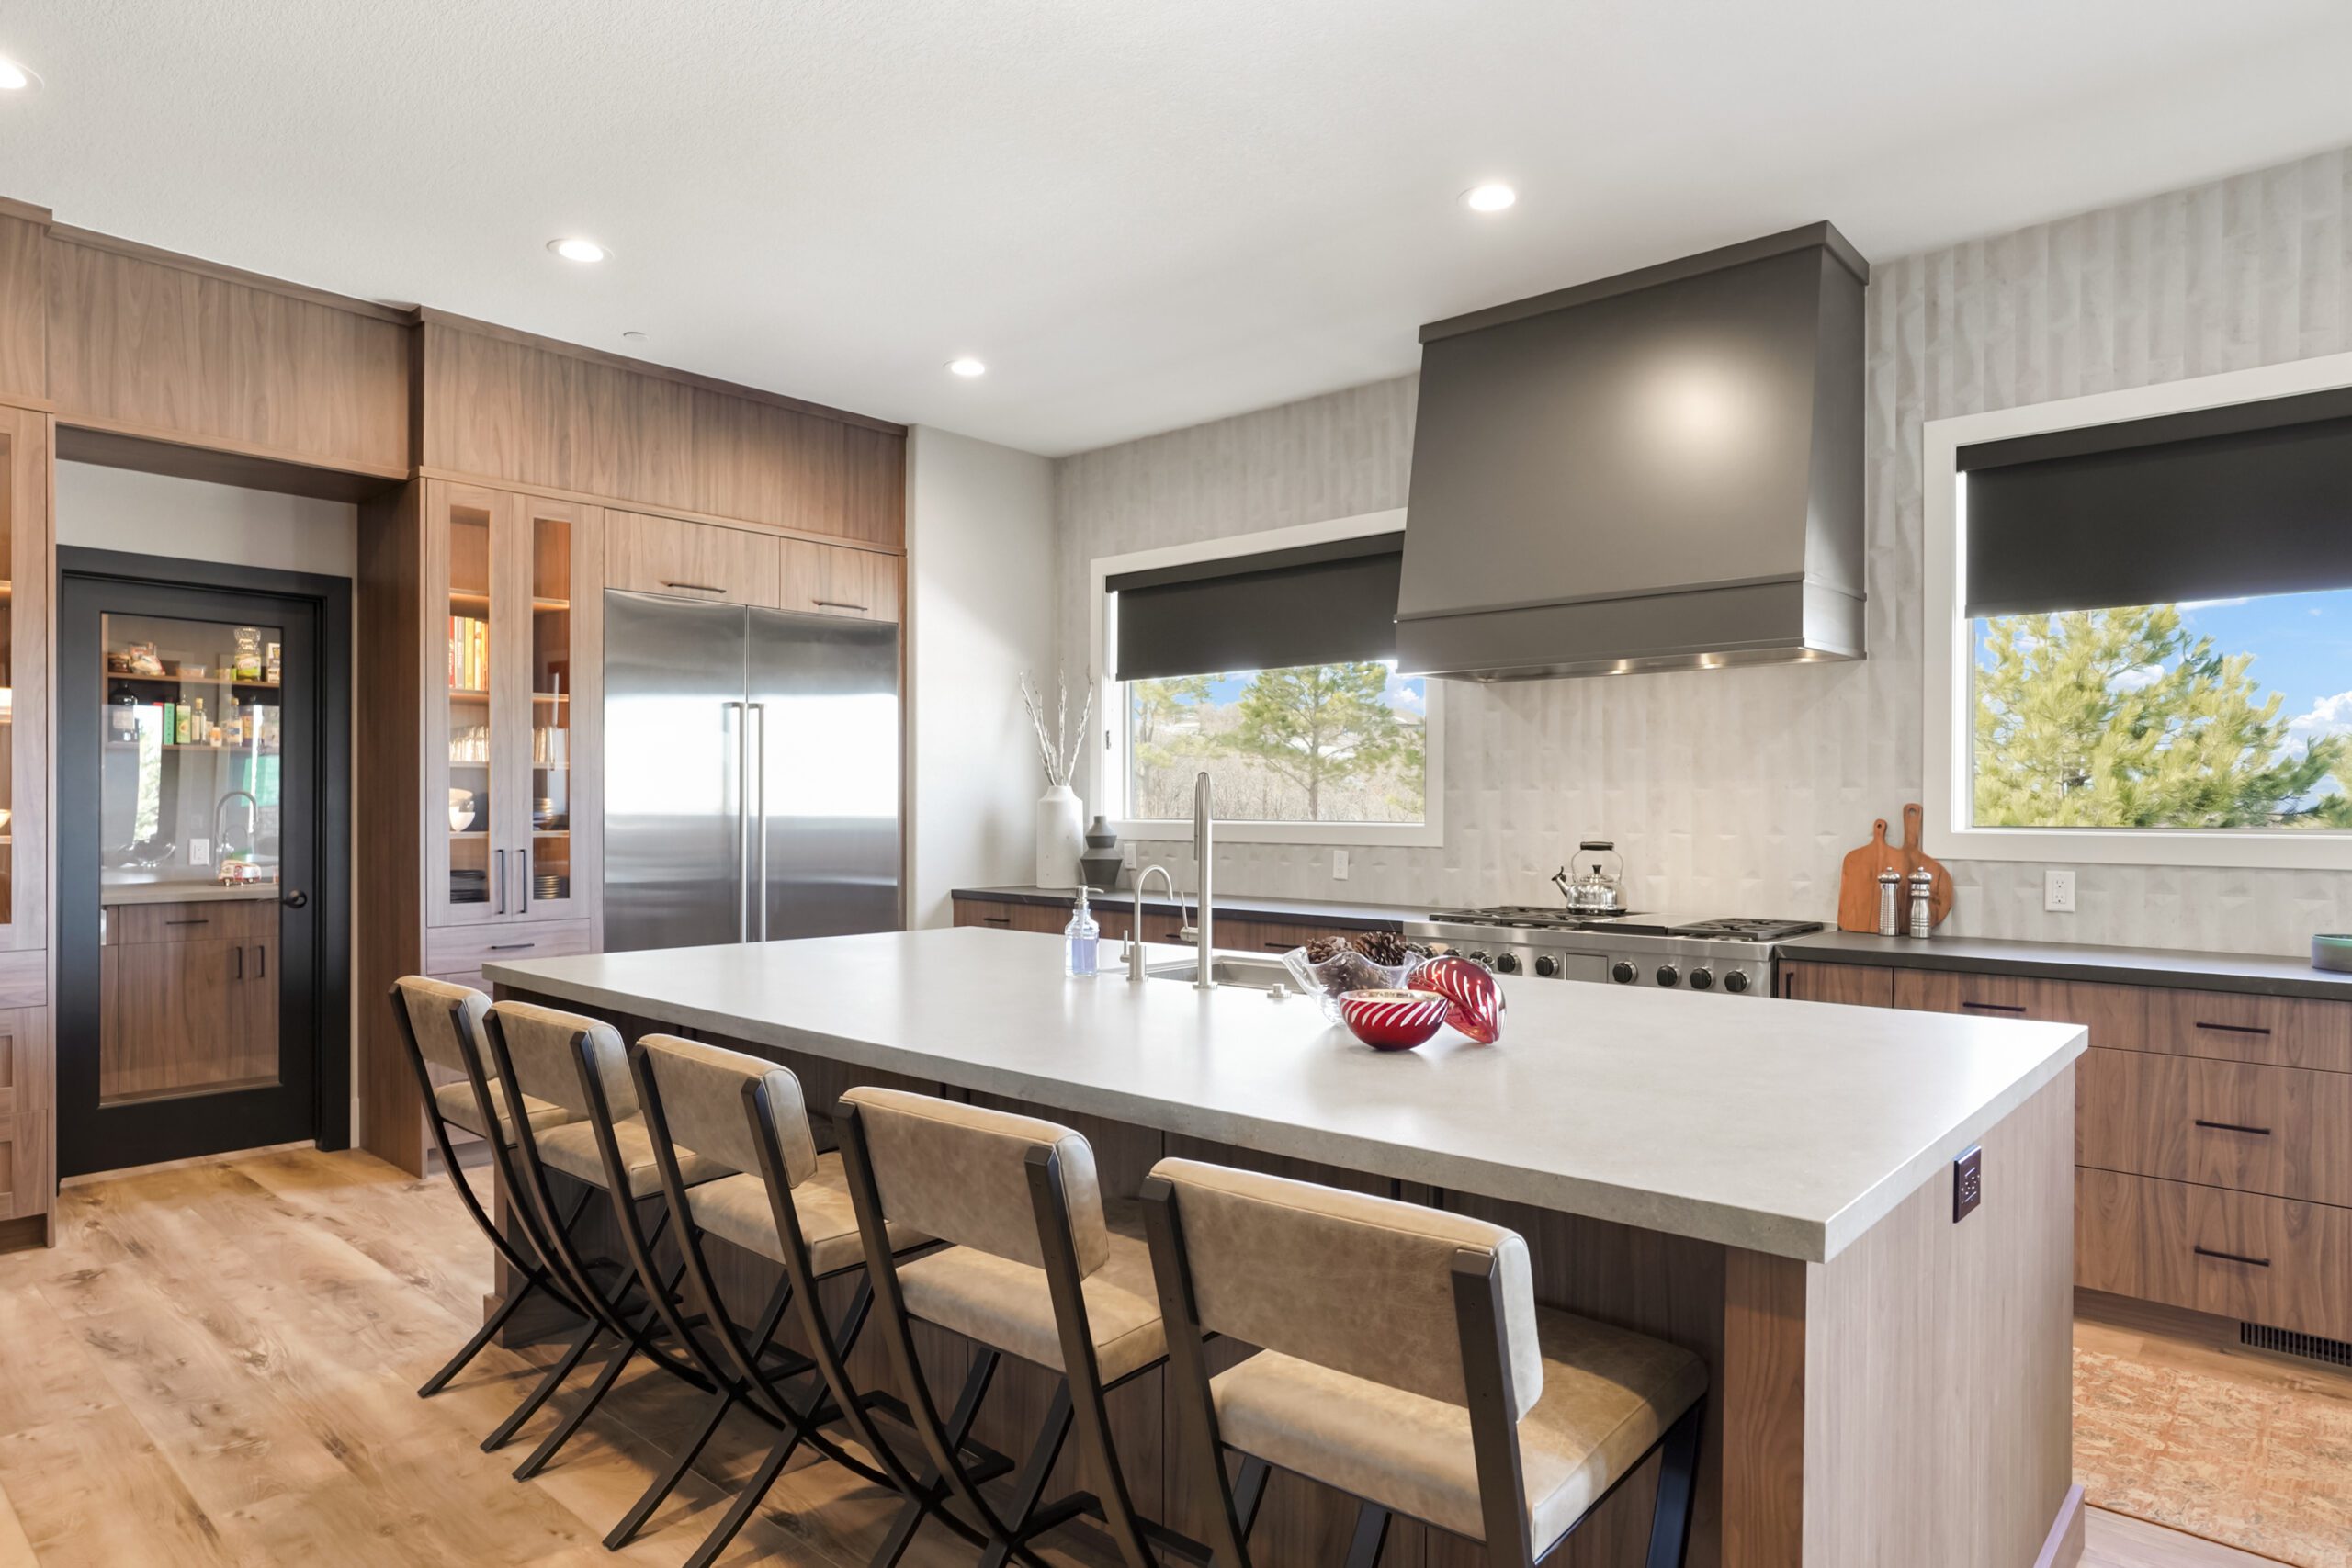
[[266, 642, 280, 685], [1065, 886, 1102, 978], [175, 700, 191, 745]]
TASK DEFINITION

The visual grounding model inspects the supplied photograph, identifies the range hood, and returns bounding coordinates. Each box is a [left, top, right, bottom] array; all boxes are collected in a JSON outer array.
[[1397, 222, 1869, 681]]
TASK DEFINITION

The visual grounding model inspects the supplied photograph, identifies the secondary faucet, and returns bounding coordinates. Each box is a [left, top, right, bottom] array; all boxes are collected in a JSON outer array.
[[213, 790, 259, 881], [1177, 771, 1215, 990], [1125, 864, 1186, 982]]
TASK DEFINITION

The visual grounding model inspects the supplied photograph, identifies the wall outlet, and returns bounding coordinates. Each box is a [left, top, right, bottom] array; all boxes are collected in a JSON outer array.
[[2043, 869, 2075, 913], [189, 837, 212, 867], [1331, 849, 1351, 881], [1121, 843, 1136, 869], [1953, 1145, 1984, 1223]]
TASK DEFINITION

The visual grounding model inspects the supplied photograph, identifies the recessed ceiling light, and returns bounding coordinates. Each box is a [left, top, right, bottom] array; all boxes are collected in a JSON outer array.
[[945, 357, 987, 378], [0, 56, 40, 92], [547, 237, 607, 264], [1463, 182, 1518, 213]]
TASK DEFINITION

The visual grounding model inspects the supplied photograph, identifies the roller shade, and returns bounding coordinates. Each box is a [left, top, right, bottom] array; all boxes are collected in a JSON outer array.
[[1110, 535, 1403, 681], [1960, 387, 2352, 618]]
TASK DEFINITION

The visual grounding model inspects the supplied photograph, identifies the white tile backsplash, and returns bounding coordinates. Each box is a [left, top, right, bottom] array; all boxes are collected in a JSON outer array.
[[1054, 146, 2352, 958]]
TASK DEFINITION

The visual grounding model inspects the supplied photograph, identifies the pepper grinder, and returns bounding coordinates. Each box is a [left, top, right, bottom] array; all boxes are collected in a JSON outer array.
[[1907, 868, 1935, 939], [1876, 869, 1903, 936]]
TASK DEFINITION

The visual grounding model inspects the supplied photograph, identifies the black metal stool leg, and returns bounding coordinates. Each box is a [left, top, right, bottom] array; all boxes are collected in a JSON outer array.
[[977, 1380, 1073, 1568], [1233, 1454, 1270, 1538], [867, 1348, 1001, 1568], [1342, 1502, 1392, 1568], [602, 1385, 737, 1550], [1644, 1399, 1704, 1568], [514, 1337, 639, 1479], [482, 1318, 602, 1452], [418, 1274, 538, 1398]]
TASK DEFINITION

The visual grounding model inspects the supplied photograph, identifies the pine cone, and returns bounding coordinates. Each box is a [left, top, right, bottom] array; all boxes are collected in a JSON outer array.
[[1351, 930, 1412, 967], [1323, 952, 1388, 994], [1305, 935, 1350, 964]]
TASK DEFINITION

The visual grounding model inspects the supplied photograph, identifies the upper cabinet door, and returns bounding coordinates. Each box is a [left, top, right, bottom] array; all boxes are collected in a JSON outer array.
[[426, 482, 511, 927], [778, 537, 902, 625], [605, 512, 780, 608], [512, 497, 600, 928], [0, 406, 51, 953]]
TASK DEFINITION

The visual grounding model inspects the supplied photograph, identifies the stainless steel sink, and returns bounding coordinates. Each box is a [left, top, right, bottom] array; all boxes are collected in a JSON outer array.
[[1145, 955, 1294, 990]]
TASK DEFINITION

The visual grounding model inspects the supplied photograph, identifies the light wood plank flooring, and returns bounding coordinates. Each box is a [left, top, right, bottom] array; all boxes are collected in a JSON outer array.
[[0, 1147, 2303, 1567]]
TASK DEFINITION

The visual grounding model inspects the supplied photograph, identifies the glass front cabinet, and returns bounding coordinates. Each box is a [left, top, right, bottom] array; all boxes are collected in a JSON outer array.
[[424, 482, 598, 930]]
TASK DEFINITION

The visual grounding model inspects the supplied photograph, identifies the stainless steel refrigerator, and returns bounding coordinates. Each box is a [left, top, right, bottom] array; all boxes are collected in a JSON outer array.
[[604, 592, 901, 953]]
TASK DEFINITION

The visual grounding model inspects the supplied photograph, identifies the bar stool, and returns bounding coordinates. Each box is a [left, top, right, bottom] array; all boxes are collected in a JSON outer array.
[[479, 999, 734, 1481], [621, 1034, 944, 1568], [1140, 1159, 1708, 1568], [385, 977, 589, 1420], [835, 1087, 1197, 1568]]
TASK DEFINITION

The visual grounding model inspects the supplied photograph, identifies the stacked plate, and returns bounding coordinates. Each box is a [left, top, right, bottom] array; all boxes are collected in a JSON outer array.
[[535, 874, 567, 901]]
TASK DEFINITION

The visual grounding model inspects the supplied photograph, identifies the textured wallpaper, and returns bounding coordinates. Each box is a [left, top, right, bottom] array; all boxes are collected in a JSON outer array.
[[1054, 146, 2352, 955]]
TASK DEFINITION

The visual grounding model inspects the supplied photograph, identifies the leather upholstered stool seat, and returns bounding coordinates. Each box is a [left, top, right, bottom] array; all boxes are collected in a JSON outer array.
[[1142, 1158, 1708, 1568]]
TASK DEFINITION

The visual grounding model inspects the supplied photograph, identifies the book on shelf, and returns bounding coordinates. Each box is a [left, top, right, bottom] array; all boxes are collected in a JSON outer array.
[[447, 615, 489, 692]]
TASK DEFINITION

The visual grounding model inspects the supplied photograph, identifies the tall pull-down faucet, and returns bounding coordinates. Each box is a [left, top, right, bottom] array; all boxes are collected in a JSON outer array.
[[1178, 771, 1215, 989]]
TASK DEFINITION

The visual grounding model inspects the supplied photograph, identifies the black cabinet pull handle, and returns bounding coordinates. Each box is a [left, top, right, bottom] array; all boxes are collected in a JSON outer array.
[[661, 580, 726, 594], [2194, 1118, 2273, 1136], [2196, 1020, 2273, 1036], [495, 849, 506, 913], [813, 599, 871, 612], [165, 918, 209, 926], [488, 942, 537, 952], [1961, 1000, 2028, 1013], [2194, 1245, 2272, 1269], [1263, 942, 1292, 951], [980, 916, 1012, 926], [255, 943, 266, 979], [233, 945, 243, 979]]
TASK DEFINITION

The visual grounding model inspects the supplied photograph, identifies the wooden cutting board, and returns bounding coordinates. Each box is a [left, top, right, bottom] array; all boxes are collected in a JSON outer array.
[[1836, 818, 1904, 933], [1899, 801, 1955, 928]]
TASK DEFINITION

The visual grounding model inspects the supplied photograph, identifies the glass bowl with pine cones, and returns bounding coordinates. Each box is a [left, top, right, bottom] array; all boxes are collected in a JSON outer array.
[[1282, 931, 1432, 1024]]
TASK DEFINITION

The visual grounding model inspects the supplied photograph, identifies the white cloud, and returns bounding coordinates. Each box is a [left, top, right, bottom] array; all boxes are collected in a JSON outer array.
[[2289, 690, 2352, 743], [2110, 663, 2165, 693], [2180, 596, 2250, 611]]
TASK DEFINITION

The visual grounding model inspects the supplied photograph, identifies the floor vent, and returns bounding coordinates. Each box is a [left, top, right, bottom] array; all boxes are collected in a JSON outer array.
[[2241, 1321, 2352, 1367]]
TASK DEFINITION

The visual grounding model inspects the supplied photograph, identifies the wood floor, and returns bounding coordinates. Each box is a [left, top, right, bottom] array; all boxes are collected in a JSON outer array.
[[0, 1146, 2308, 1568]]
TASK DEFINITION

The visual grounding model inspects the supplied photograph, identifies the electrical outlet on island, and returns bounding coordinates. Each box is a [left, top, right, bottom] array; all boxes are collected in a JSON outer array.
[[1953, 1145, 1984, 1223], [2043, 869, 2075, 913], [1332, 849, 1351, 881]]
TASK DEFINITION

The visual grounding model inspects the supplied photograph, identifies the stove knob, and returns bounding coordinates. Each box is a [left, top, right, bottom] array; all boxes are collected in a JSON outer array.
[[1655, 964, 1679, 987], [1610, 960, 1636, 985], [1533, 954, 1559, 978], [1688, 967, 1713, 991], [1724, 970, 1751, 994], [1469, 951, 1492, 969], [1493, 952, 1521, 975]]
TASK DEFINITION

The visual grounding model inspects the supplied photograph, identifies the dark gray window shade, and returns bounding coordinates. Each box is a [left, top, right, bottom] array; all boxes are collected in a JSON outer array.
[[1109, 535, 1403, 681], [1960, 388, 2352, 618]]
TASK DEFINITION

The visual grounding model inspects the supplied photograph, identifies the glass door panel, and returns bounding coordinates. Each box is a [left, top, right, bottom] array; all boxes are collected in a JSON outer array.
[[526, 505, 575, 915], [98, 611, 285, 1106], [436, 488, 501, 922]]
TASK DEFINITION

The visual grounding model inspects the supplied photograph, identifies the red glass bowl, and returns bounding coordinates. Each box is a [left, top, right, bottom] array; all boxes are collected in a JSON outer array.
[[1407, 955, 1505, 1044], [1338, 989, 1452, 1051]]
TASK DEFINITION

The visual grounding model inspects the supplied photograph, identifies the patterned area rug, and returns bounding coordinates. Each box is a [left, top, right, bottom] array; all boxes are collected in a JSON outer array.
[[2075, 1345, 2352, 1568]]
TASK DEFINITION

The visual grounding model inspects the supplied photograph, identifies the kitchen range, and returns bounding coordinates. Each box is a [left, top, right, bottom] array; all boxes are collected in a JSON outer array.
[[1405, 907, 1822, 993]]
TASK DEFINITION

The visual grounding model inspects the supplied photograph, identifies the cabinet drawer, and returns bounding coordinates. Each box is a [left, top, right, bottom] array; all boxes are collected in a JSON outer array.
[[780, 538, 901, 624], [2077, 1046, 2352, 1206], [0, 1112, 50, 1223], [1780, 961, 1894, 1007], [109, 899, 275, 946], [2077, 1167, 2352, 1341], [424, 919, 596, 976], [605, 512, 781, 607], [1894, 968, 2141, 1048], [2142, 987, 2352, 1073]]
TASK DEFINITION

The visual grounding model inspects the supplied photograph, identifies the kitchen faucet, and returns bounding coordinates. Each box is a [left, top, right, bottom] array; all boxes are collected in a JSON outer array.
[[213, 790, 260, 881], [1177, 771, 1215, 989], [1124, 864, 1185, 982]]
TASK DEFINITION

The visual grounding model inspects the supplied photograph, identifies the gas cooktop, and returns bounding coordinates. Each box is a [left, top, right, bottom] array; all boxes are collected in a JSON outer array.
[[1419, 908, 1822, 942]]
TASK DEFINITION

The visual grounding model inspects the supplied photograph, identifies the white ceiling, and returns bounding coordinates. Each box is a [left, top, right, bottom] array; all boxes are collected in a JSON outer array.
[[4, 2, 2351, 457]]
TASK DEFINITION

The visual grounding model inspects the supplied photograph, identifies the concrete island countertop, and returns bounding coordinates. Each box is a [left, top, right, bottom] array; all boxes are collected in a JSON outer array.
[[489, 926, 2082, 1264], [955, 885, 1415, 932], [1781, 928, 2352, 1000]]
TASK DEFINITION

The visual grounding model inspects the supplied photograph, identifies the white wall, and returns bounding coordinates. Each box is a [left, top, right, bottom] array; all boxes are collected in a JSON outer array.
[[906, 426, 1058, 927], [55, 462, 358, 575], [1057, 144, 2352, 957]]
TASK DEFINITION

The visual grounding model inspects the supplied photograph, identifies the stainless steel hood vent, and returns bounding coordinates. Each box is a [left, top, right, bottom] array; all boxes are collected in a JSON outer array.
[[1397, 222, 1869, 681]]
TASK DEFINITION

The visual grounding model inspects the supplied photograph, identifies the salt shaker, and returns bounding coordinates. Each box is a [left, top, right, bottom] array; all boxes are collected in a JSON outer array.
[[1907, 868, 1934, 939], [1876, 870, 1902, 937]]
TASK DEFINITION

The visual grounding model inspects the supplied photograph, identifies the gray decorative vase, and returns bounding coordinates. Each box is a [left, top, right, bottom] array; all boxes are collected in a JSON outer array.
[[1079, 816, 1125, 891]]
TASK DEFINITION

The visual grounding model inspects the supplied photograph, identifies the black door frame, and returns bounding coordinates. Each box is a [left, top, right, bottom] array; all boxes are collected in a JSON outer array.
[[56, 547, 352, 1176]]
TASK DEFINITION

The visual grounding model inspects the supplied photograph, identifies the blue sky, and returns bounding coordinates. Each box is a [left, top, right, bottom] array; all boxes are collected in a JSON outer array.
[[1146, 664, 1428, 719]]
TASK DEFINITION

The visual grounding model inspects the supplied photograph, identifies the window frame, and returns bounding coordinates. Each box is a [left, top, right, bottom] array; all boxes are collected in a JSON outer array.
[[1923, 348, 2352, 869], [1088, 509, 1444, 847]]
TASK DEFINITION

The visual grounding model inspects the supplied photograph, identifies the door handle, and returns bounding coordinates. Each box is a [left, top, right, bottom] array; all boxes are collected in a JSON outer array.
[[750, 701, 768, 942], [281, 889, 308, 908], [255, 943, 266, 979], [516, 848, 527, 915], [233, 945, 243, 980], [726, 700, 750, 942], [495, 849, 506, 914]]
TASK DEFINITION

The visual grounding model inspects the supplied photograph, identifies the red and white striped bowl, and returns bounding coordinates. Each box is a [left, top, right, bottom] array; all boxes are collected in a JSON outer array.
[[1337, 989, 1452, 1051]]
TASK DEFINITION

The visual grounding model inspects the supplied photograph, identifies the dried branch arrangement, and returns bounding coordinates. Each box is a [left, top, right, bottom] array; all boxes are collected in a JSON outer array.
[[1021, 669, 1092, 788]]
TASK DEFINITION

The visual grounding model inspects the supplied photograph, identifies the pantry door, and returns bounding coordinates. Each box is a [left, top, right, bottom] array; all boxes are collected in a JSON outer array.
[[55, 554, 350, 1178]]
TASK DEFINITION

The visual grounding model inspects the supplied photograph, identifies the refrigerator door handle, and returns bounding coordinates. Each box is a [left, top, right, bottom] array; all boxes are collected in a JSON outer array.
[[750, 701, 769, 942], [726, 699, 749, 942]]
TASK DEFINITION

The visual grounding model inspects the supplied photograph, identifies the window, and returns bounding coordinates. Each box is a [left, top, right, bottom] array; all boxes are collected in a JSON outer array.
[[1924, 360, 2352, 868], [1091, 511, 1443, 845]]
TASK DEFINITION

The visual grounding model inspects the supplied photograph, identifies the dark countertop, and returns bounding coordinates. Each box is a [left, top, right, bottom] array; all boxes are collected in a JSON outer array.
[[1779, 929, 2352, 1000], [953, 885, 1417, 932]]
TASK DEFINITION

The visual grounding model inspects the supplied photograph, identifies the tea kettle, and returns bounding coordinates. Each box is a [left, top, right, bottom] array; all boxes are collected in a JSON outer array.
[[1553, 840, 1626, 915]]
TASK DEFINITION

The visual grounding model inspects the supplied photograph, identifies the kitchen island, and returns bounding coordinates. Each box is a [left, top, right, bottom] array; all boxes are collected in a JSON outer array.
[[488, 928, 2086, 1568]]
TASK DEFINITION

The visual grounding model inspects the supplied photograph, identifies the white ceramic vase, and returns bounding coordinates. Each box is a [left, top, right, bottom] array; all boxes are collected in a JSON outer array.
[[1035, 784, 1085, 888]]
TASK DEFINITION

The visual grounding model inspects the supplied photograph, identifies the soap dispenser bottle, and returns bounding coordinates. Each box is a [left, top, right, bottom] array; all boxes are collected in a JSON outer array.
[[1065, 886, 1101, 978]]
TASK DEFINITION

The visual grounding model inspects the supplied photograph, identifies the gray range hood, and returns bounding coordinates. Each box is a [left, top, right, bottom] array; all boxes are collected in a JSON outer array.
[[1397, 222, 1869, 681]]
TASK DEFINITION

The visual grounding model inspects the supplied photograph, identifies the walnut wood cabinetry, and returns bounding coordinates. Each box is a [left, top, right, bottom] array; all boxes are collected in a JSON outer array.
[[1780, 950, 2352, 1341], [605, 510, 782, 607], [779, 536, 901, 622], [0, 401, 52, 1247]]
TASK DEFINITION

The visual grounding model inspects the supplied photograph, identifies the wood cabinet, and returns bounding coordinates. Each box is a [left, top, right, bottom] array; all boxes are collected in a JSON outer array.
[[2077, 1046, 2352, 1207], [2139, 986, 2352, 1074], [2077, 1167, 2352, 1341], [1776, 959, 1894, 1006], [605, 510, 782, 607], [97, 899, 279, 1106], [0, 1006, 51, 1232], [779, 536, 901, 623], [0, 402, 51, 1247]]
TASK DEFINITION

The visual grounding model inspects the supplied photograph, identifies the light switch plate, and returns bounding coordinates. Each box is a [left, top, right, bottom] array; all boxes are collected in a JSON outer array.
[[2044, 869, 2075, 912], [1332, 850, 1351, 881], [1121, 843, 1136, 868], [190, 837, 212, 866]]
